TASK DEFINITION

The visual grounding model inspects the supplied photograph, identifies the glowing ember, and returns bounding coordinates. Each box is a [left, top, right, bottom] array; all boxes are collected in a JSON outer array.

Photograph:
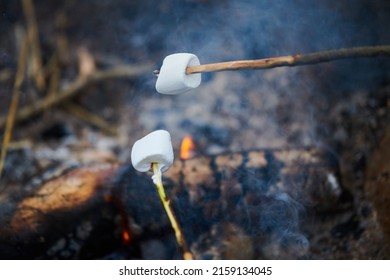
[[122, 229, 131, 244], [180, 135, 195, 160], [103, 193, 112, 202]]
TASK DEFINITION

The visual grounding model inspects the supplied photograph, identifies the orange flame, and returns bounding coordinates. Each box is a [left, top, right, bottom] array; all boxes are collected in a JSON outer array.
[[122, 229, 131, 245], [180, 135, 195, 160]]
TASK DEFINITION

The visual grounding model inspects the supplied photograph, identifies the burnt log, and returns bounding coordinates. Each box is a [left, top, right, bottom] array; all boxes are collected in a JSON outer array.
[[0, 164, 122, 259], [365, 129, 390, 255], [0, 147, 343, 259]]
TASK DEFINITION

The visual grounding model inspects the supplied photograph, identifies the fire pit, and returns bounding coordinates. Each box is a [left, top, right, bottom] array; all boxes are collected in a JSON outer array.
[[0, 0, 390, 260]]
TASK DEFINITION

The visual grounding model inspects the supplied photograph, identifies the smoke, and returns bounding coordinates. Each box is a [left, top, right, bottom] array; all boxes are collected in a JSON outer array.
[[259, 193, 309, 255], [185, 188, 310, 259], [239, 192, 309, 259], [129, 0, 390, 138], [128, 0, 390, 58], [122, 1, 390, 259]]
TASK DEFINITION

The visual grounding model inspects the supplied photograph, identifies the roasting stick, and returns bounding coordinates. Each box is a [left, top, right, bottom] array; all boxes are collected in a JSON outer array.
[[186, 45, 390, 74], [151, 162, 193, 260], [155, 45, 390, 95], [131, 130, 193, 260], [185, 55, 295, 74]]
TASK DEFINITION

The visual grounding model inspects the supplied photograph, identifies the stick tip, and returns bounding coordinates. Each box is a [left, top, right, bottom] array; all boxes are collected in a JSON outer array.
[[183, 252, 194, 260]]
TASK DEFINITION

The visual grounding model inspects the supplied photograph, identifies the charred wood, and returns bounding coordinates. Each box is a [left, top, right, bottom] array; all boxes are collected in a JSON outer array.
[[0, 148, 344, 259]]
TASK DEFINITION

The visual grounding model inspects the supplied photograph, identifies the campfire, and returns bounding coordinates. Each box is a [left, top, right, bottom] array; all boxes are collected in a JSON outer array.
[[180, 135, 196, 160], [0, 0, 390, 260]]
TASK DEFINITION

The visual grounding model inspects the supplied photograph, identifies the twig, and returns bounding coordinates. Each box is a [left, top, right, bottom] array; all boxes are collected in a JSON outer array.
[[47, 54, 61, 98], [0, 64, 152, 130], [22, 0, 45, 90], [152, 163, 193, 260], [45, 27, 114, 136], [40, 14, 69, 83], [62, 101, 117, 136], [4, 140, 32, 150], [0, 35, 29, 179], [55, 13, 70, 66], [186, 45, 390, 74]]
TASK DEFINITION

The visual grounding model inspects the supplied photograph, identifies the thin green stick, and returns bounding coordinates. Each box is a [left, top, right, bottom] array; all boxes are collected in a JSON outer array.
[[151, 162, 193, 260]]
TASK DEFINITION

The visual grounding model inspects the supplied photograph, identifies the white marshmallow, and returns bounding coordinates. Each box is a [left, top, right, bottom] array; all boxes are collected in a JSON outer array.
[[131, 130, 174, 173], [155, 53, 201, 95]]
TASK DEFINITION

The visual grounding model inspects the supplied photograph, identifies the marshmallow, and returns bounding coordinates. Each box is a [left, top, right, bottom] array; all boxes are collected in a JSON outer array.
[[131, 130, 174, 173], [155, 53, 201, 95]]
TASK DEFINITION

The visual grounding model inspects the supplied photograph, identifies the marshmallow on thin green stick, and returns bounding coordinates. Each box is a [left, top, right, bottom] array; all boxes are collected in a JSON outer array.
[[131, 130, 174, 173], [130, 130, 193, 260]]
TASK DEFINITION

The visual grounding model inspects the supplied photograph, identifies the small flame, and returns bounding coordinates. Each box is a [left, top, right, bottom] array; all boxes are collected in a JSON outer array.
[[180, 135, 195, 160], [122, 229, 131, 244]]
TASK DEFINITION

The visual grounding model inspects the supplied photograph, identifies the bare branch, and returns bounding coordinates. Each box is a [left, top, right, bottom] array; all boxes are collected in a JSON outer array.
[[0, 35, 29, 178], [0, 64, 152, 130]]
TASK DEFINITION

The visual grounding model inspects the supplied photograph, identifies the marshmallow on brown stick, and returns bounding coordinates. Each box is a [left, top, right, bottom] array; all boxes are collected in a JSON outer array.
[[156, 46, 390, 95], [154, 52, 295, 95], [155, 53, 201, 95]]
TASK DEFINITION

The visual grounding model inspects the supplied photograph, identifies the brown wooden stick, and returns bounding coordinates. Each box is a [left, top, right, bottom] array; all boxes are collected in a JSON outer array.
[[62, 101, 118, 136], [186, 45, 390, 74]]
